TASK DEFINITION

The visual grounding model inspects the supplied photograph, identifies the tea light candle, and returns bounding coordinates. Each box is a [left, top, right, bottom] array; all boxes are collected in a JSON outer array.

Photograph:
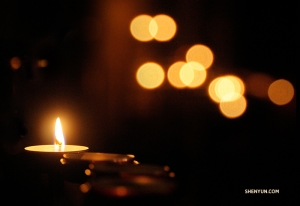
[[24, 117, 88, 153]]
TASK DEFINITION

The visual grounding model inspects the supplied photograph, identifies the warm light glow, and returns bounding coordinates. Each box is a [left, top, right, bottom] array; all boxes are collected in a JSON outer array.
[[130, 15, 154, 42], [133, 160, 140, 165], [208, 75, 245, 103], [268, 79, 294, 105], [151, 14, 177, 41], [89, 163, 95, 169], [164, 166, 170, 172], [183, 62, 207, 88], [80, 183, 91, 193], [115, 186, 128, 197], [10, 57, 21, 70], [55, 118, 65, 145], [246, 73, 273, 99], [180, 63, 194, 86], [136, 62, 165, 89], [186, 44, 214, 69], [37, 59, 48, 68], [130, 14, 176, 42], [85, 169, 92, 176], [133, 176, 152, 184], [219, 94, 247, 118], [60, 158, 67, 165], [169, 172, 176, 178], [167, 61, 186, 89], [25, 145, 88, 152]]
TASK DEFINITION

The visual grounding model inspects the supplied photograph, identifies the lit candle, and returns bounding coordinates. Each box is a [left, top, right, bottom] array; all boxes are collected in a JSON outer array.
[[25, 117, 88, 153]]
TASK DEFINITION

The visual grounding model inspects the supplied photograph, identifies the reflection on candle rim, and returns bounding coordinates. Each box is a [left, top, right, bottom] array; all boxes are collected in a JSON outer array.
[[63, 152, 135, 162]]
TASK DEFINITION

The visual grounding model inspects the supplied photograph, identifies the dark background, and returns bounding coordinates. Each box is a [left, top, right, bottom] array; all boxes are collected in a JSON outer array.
[[0, 0, 296, 205]]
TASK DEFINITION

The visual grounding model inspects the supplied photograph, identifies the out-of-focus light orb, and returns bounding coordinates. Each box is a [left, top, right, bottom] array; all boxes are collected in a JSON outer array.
[[208, 75, 245, 103], [80, 183, 91, 193], [186, 44, 214, 69], [268, 79, 294, 105], [208, 77, 221, 103], [187, 62, 207, 88], [85, 169, 92, 176], [37, 59, 48, 68], [225, 75, 245, 98], [115, 186, 128, 197], [130, 15, 154, 42], [169, 172, 176, 178], [183, 62, 207, 88], [10, 57, 21, 70], [149, 18, 158, 38], [167, 61, 186, 89], [179, 63, 194, 86], [246, 73, 273, 99], [219, 94, 247, 118], [60, 158, 67, 165], [151, 14, 177, 41], [136, 62, 165, 89]]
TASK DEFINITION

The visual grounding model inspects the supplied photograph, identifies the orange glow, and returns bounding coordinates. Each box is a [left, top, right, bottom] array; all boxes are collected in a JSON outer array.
[[60, 158, 67, 165], [186, 44, 214, 69], [133, 160, 140, 165], [136, 62, 165, 89], [115, 186, 128, 197], [268, 79, 294, 105], [246, 73, 273, 98], [219, 94, 247, 118], [80, 183, 91, 193], [208, 77, 221, 103], [167, 61, 186, 89], [179, 63, 194, 86], [151, 14, 177, 41], [85, 169, 92, 176], [130, 14, 176, 42], [134, 176, 152, 184], [89, 163, 95, 169], [55, 118, 65, 145], [10, 57, 21, 70], [169, 172, 176, 178], [164, 166, 170, 171], [208, 75, 245, 103], [130, 15, 154, 42], [37, 59, 48, 68], [184, 62, 207, 88]]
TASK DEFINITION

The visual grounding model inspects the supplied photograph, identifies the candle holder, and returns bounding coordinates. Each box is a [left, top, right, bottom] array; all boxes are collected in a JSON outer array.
[[81, 164, 178, 205], [60, 152, 136, 183], [23, 148, 88, 205]]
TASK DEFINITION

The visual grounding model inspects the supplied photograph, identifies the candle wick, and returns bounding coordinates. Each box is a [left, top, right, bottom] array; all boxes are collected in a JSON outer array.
[[55, 139, 62, 146]]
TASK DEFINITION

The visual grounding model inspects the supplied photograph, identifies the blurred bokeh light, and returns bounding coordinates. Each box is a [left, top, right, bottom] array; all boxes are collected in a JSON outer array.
[[186, 44, 214, 69], [130, 14, 176, 42], [10, 57, 21, 70], [180, 62, 206, 88], [37, 59, 48, 68], [268, 79, 294, 105], [208, 75, 245, 103], [219, 94, 247, 118], [167, 61, 186, 89], [136, 62, 165, 89], [130, 14, 154, 42], [151, 14, 177, 42], [246, 73, 274, 99]]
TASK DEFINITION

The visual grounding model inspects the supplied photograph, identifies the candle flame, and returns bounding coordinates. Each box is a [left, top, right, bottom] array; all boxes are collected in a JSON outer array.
[[55, 118, 65, 146]]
